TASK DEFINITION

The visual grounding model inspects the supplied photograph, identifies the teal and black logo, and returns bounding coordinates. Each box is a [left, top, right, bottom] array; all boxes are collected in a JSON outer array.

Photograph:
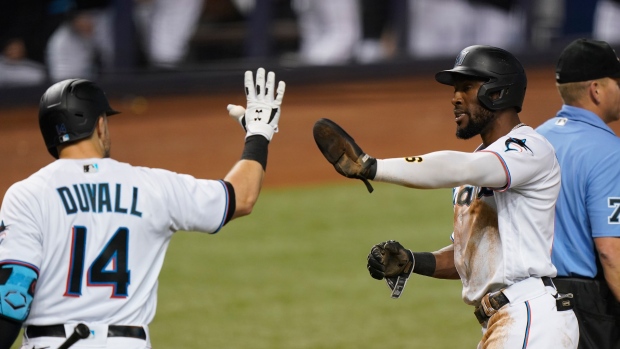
[[505, 138, 532, 154]]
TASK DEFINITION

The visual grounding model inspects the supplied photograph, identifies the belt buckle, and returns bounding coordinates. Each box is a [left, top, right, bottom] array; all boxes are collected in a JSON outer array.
[[475, 290, 507, 324], [474, 293, 496, 324], [480, 292, 499, 318]]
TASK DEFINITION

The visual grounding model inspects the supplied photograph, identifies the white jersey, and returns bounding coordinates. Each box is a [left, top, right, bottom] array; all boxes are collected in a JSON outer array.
[[451, 126, 560, 305], [0, 158, 233, 326]]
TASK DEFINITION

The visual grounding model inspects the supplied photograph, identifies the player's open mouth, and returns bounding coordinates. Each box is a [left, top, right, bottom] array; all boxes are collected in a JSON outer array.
[[454, 111, 468, 124]]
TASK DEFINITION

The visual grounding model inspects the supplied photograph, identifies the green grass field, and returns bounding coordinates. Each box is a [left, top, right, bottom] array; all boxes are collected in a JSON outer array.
[[12, 183, 481, 348]]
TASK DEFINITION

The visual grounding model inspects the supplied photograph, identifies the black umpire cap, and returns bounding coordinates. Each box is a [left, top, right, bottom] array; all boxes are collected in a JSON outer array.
[[556, 38, 620, 83]]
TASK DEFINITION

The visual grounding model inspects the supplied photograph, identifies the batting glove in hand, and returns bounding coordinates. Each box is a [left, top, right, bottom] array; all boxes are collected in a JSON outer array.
[[367, 240, 414, 298], [229, 67, 286, 141]]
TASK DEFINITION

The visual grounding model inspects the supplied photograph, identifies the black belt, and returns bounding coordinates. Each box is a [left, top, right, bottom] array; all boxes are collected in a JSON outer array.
[[26, 324, 147, 340], [474, 277, 554, 324]]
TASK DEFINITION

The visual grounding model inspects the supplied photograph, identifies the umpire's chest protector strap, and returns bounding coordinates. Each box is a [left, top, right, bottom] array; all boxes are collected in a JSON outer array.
[[0, 263, 38, 322]]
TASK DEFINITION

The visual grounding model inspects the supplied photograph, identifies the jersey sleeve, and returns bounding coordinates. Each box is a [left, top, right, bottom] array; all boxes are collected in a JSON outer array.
[[587, 151, 620, 238], [149, 169, 234, 234], [481, 132, 557, 191], [0, 183, 43, 271]]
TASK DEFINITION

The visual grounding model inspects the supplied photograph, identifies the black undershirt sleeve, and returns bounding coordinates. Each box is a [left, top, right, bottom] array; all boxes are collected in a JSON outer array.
[[222, 180, 236, 225]]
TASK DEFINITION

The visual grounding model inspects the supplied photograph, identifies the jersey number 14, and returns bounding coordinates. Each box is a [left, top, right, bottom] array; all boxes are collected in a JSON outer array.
[[65, 226, 131, 298]]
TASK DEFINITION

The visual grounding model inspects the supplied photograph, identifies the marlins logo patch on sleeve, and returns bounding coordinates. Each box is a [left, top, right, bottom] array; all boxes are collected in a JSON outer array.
[[504, 138, 533, 154]]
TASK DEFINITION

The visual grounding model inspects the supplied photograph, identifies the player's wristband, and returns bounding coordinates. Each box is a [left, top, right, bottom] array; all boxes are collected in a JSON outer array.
[[412, 252, 436, 277], [366, 158, 377, 180], [241, 135, 269, 170]]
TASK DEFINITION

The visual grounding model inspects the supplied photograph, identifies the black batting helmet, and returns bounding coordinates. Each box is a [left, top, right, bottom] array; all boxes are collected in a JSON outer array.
[[435, 45, 527, 112], [39, 79, 120, 158]]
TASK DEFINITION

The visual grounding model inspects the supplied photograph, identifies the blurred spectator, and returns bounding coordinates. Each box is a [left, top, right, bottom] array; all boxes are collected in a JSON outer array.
[[467, 0, 526, 50], [46, 0, 116, 82], [0, 39, 46, 87], [355, 0, 391, 64], [47, 0, 205, 79], [528, 0, 565, 50], [230, 0, 296, 59], [593, 0, 620, 45], [0, 0, 57, 87], [0, 0, 60, 64], [133, 0, 205, 69], [291, 0, 361, 65], [407, 0, 471, 58], [407, 0, 525, 59]]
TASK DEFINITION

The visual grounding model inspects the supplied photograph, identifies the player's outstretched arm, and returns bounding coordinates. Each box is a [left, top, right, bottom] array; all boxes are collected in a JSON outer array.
[[312, 119, 508, 191], [374, 151, 507, 189], [224, 160, 264, 219], [367, 242, 459, 280], [225, 68, 285, 219]]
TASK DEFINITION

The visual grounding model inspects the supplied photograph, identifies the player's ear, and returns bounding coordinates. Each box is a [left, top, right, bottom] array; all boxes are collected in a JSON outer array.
[[95, 114, 107, 138]]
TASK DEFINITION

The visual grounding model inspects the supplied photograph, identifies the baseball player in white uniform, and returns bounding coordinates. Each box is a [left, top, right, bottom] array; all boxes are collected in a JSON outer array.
[[314, 45, 579, 348], [0, 68, 285, 349]]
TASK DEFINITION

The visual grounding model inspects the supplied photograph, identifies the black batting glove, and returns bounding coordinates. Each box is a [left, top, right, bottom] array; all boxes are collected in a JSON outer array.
[[367, 244, 386, 280]]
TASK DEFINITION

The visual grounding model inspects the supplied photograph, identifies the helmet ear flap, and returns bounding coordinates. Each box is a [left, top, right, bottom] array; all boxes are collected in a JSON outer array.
[[477, 76, 525, 113], [477, 83, 507, 111]]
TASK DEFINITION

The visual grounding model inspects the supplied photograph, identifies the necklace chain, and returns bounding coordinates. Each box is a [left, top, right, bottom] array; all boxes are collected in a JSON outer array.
[[512, 122, 527, 130]]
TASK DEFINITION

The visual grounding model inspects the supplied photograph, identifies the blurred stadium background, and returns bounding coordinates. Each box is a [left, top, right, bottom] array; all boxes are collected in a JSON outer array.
[[2, 0, 620, 348], [1, 0, 618, 105]]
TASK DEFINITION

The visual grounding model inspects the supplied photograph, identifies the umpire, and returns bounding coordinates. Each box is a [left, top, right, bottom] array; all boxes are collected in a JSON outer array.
[[537, 38, 620, 349]]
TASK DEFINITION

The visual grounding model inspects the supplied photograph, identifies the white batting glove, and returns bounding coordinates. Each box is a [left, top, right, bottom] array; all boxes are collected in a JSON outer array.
[[228, 68, 286, 141]]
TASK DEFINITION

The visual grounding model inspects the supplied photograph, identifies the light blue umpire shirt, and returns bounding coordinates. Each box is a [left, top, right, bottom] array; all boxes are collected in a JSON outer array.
[[537, 105, 620, 278]]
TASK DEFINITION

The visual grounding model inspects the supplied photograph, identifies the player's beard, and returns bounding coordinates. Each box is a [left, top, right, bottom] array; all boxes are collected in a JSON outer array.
[[456, 105, 496, 140]]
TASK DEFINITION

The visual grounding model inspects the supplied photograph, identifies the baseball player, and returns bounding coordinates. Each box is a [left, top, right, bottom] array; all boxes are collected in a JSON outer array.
[[313, 45, 579, 348], [0, 68, 285, 349], [537, 38, 620, 349]]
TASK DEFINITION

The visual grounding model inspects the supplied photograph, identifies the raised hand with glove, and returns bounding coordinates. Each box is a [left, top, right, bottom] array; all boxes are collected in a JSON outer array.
[[228, 67, 286, 142], [227, 67, 286, 172], [223, 68, 286, 219]]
